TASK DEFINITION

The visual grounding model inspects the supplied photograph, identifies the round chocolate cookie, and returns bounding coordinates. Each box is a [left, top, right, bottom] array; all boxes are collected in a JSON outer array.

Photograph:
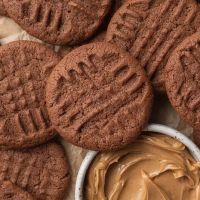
[[0, 142, 70, 200], [106, 0, 200, 92], [46, 42, 153, 151], [193, 130, 200, 147], [166, 32, 200, 130], [3, 0, 111, 45], [0, 41, 61, 149]]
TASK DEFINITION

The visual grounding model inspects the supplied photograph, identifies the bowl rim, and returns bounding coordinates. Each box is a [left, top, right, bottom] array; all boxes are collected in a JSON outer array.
[[75, 123, 200, 200]]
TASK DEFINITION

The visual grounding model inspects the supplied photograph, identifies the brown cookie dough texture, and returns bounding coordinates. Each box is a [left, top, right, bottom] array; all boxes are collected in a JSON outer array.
[[0, 181, 34, 200], [3, 0, 111, 45], [166, 32, 200, 130], [193, 130, 200, 148], [0, 143, 70, 200], [46, 42, 153, 151], [114, 0, 128, 11], [0, 41, 61, 149], [0, 0, 7, 16], [58, 31, 106, 58], [106, 0, 200, 92]]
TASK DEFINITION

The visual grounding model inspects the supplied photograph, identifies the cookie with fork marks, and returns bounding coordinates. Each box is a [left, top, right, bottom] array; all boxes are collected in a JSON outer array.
[[3, 0, 112, 45], [166, 32, 200, 130], [46, 42, 153, 151], [0, 41, 61, 149], [106, 0, 200, 92], [0, 143, 70, 200]]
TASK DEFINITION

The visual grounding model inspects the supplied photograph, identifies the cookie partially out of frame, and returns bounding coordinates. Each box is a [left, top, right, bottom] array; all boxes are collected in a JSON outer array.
[[0, 143, 70, 200], [46, 42, 153, 151], [0, 41, 61, 149], [3, 0, 111, 45], [106, 0, 200, 92], [166, 32, 200, 130]]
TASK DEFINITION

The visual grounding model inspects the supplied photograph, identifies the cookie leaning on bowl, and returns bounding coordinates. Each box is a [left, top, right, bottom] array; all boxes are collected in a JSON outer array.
[[165, 31, 200, 131], [3, 0, 112, 45], [0, 142, 70, 200], [0, 41, 61, 149], [46, 42, 153, 151], [106, 0, 200, 92]]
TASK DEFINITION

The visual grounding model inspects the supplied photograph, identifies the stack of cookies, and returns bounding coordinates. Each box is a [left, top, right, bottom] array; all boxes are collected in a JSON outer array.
[[1, 0, 200, 199]]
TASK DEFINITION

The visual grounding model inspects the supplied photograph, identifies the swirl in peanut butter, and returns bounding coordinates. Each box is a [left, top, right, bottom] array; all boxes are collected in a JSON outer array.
[[85, 133, 200, 200]]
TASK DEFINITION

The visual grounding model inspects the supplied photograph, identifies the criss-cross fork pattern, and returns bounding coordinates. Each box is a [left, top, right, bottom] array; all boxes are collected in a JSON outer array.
[[0, 51, 50, 136]]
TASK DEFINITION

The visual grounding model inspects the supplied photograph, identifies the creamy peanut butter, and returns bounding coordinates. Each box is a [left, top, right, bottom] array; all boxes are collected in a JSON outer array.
[[85, 133, 200, 200]]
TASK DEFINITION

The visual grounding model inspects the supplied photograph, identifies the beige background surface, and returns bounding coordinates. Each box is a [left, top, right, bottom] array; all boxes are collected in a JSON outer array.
[[0, 16, 194, 200]]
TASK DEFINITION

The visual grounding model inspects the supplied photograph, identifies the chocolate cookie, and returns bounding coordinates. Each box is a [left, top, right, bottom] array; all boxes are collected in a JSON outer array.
[[193, 130, 200, 147], [165, 32, 200, 130], [0, 181, 34, 200], [3, 0, 111, 45], [0, 142, 70, 200], [106, 0, 200, 92], [46, 42, 153, 151], [0, 0, 7, 16], [0, 41, 61, 149]]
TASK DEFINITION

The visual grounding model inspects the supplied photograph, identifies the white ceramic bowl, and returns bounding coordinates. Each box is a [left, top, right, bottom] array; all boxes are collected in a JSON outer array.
[[75, 123, 200, 200]]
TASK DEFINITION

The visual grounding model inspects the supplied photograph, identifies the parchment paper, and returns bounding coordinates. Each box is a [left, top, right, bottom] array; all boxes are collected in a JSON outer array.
[[0, 16, 193, 200]]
